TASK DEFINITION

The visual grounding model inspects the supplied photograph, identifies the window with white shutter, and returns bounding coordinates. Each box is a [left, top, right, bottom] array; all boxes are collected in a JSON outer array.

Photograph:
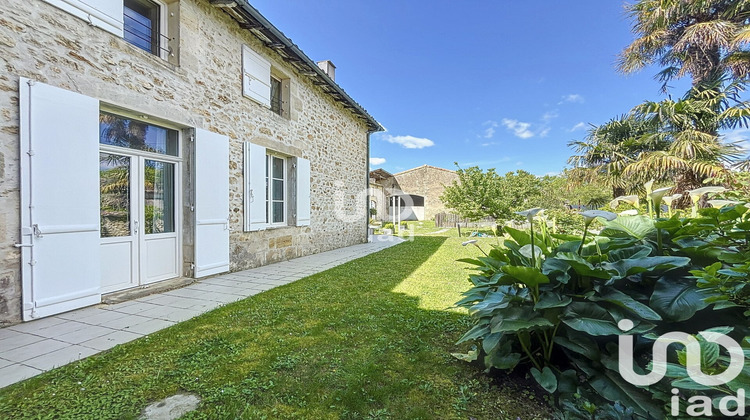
[[42, 0, 125, 37], [244, 142, 311, 231], [242, 45, 272, 107]]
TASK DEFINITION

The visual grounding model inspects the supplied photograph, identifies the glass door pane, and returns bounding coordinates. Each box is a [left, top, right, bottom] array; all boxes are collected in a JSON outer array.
[[144, 159, 175, 234], [100, 153, 131, 238]]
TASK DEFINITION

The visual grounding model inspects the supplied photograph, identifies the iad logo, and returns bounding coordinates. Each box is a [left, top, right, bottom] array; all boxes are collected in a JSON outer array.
[[617, 319, 746, 417]]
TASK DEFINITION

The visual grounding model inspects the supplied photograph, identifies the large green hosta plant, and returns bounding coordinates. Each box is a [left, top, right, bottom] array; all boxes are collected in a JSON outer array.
[[455, 206, 750, 418]]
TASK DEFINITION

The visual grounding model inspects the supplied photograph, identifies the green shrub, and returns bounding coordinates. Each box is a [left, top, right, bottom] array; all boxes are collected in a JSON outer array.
[[454, 204, 750, 418], [383, 222, 394, 231]]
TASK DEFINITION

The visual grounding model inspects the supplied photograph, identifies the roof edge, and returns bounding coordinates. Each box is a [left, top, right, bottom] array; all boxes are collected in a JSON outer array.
[[210, 0, 384, 133], [393, 165, 456, 176]]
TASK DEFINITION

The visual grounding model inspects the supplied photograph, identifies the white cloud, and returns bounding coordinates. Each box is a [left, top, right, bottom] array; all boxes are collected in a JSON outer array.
[[369, 157, 386, 166], [382, 134, 435, 149], [542, 110, 559, 121], [722, 129, 750, 159], [482, 120, 499, 138], [501, 118, 534, 139], [481, 141, 497, 147], [559, 94, 584, 104], [569, 122, 586, 132], [516, 161, 524, 166], [538, 127, 551, 138]]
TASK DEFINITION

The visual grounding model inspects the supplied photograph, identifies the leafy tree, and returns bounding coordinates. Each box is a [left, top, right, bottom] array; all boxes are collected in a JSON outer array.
[[536, 171, 611, 210], [440, 166, 541, 221], [619, 0, 750, 89]]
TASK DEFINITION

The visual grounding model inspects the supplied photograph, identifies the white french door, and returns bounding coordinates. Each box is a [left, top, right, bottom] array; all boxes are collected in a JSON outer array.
[[100, 151, 180, 293]]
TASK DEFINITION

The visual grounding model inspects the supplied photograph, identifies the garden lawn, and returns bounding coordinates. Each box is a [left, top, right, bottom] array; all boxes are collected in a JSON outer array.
[[0, 236, 551, 419]]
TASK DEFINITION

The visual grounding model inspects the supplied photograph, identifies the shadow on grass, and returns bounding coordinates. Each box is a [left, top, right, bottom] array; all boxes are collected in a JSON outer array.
[[0, 236, 551, 420]]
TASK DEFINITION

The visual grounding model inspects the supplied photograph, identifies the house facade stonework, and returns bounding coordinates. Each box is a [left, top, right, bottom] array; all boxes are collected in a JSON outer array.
[[0, 0, 380, 324], [368, 165, 458, 222]]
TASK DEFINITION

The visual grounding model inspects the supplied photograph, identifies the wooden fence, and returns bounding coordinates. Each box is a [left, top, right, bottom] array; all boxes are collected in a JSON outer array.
[[434, 212, 496, 228]]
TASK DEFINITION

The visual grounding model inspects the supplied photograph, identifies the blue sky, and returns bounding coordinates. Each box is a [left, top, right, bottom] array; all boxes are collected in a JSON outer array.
[[251, 0, 697, 176]]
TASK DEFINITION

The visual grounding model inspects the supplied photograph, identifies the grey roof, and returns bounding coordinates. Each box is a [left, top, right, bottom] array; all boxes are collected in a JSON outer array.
[[209, 0, 384, 132]]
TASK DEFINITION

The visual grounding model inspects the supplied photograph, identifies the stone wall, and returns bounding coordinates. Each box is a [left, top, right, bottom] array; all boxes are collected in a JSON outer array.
[[0, 0, 371, 324], [393, 165, 458, 221]]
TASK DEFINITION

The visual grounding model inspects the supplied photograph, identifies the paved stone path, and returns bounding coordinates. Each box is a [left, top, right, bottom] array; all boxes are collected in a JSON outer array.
[[0, 236, 404, 389]]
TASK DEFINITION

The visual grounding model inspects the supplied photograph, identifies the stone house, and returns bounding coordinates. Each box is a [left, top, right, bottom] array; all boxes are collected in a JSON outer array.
[[368, 168, 392, 221], [0, 0, 382, 324], [368, 165, 458, 222]]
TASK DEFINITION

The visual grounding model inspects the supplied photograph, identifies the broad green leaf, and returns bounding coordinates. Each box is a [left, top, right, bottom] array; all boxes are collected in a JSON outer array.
[[556, 369, 579, 394], [504, 227, 531, 246], [698, 338, 720, 368], [601, 215, 656, 240], [455, 287, 490, 307], [718, 251, 749, 264], [562, 302, 621, 336], [531, 367, 557, 393], [484, 341, 521, 370], [554, 332, 600, 361], [519, 244, 543, 259], [602, 256, 690, 279], [478, 256, 505, 270], [456, 323, 490, 344], [649, 276, 712, 322], [671, 377, 712, 390], [457, 258, 483, 266], [592, 287, 662, 321], [588, 369, 663, 416], [490, 307, 554, 333], [481, 332, 503, 354], [500, 266, 550, 287], [469, 290, 512, 318], [535, 292, 572, 310], [555, 252, 612, 279], [607, 245, 652, 262]]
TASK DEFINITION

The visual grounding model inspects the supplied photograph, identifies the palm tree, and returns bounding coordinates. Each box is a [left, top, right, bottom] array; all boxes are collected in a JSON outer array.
[[619, 0, 750, 89], [623, 77, 747, 197], [570, 78, 748, 206], [568, 115, 661, 197]]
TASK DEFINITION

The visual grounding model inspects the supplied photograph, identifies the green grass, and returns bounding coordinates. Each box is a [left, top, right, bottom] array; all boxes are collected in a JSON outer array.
[[0, 237, 551, 419]]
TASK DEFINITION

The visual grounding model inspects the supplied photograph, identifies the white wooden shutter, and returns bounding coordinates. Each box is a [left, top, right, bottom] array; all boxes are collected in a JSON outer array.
[[244, 142, 267, 231], [19, 78, 101, 321], [296, 158, 311, 226], [42, 0, 124, 37], [242, 45, 272, 107], [194, 128, 230, 278]]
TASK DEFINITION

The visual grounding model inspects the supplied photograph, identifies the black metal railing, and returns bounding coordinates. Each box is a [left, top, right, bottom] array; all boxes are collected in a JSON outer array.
[[124, 10, 171, 57]]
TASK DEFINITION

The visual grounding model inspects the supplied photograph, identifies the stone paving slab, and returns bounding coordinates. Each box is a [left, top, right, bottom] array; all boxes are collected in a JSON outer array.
[[0, 236, 403, 388]]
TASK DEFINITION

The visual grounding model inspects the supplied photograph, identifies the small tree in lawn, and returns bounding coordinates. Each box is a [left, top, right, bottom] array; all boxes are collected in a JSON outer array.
[[440, 165, 542, 222]]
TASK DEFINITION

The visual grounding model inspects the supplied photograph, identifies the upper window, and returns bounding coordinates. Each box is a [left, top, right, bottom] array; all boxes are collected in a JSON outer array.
[[242, 45, 290, 118], [124, 0, 162, 56], [99, 112, 178, 156], [270, 76, 282, 116]]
